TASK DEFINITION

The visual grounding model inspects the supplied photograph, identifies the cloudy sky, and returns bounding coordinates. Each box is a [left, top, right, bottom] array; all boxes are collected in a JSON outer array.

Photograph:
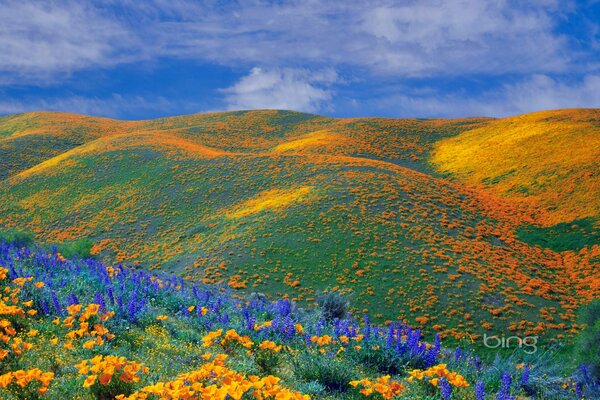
[[0, 0, 598, 119]]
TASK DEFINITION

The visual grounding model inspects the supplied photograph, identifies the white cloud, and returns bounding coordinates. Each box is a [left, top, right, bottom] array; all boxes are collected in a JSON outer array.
[[0, 95, 174, 119], [0, 0, 590, 83], [365, 74, 600, 118], [0, 1, 134, 83], [221, 67, 337, 113]]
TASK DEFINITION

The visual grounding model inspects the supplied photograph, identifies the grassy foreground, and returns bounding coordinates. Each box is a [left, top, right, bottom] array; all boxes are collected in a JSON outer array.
[[1, 241, 598, 399]]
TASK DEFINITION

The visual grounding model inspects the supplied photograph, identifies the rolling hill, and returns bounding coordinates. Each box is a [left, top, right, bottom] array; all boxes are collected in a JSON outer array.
[[0, 108, 598, 346]]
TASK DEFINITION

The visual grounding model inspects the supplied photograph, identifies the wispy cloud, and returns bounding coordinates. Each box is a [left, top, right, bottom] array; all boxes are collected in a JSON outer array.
[[363, 74, 600, 118], [0, 1, 134, 84], [0, 95, 175, 119], [0, 1, 591, 81], [221, 67, 337, 113]]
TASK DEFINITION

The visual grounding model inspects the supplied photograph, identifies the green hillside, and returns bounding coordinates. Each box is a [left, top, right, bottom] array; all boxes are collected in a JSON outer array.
[[0, 109, 598, 347]]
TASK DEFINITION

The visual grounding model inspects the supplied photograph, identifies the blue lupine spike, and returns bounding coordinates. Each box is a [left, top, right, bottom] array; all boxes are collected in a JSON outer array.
[[439, 378, 451, 400], [220, 313, 229, 325], [246, 315, 256, 331], [580, 364, 590, 383], [575, 383, 583, 398], [93, 292, 107, 313], [497, 372, 513, 400], [51, 290, 62, 316], [373, 326, 381, 337], [316, 318, 324, 336], [454, 347, 462, 362], [521, 365, 530, 386], [67, 292, 80, 306], [106, 286, 115, 305], [473, 355, 482, 371], [475, 381, 486, 400], [40, 299, 50, 316], [386, 323, 395, 348]]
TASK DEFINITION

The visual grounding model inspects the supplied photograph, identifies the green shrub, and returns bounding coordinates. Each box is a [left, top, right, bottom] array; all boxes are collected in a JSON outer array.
[[576, 299, 600, 383], [0, 229, 34, 248], [254, 348, 281, 374], [56, 238, 95, 259], [316, 291, 349, 322], [349, 345, 404, 375], [292, 351, 356, 392]]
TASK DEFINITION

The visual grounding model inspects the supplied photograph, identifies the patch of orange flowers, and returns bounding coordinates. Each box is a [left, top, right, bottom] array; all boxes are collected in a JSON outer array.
[[117, 353, 309, 400], [407, 363, 469, 388], [350, 375, 404, 399], [76, 355, 148, 388]]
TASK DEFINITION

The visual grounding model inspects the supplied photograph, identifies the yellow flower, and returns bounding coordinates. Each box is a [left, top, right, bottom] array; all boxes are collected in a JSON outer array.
[[67, 304, 82, 316], [83, 374, 97, 388], [85, 303, 100, 315], [82, 340, 96, 349], [156, 315, 168, 321], [35, 282, 44, 288]]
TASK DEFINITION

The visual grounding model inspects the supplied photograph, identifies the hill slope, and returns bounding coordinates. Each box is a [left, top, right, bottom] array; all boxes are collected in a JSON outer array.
[[0, 109, 598, 345]]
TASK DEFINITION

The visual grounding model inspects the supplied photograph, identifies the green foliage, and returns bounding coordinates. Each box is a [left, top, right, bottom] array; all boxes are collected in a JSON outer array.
[[349, 346, 404, 375], [55, 238, 95, 259], [517, 217, 599, 252], [292, 352, 357, 393], [254, 349, 281, 375], [0, 229, 34, 248], [316, 291, 349, 322], [576, 299, 600, 383]]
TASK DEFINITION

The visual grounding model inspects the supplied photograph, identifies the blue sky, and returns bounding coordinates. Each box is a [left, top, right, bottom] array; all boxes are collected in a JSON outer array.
[[0, 0, 598, 119]]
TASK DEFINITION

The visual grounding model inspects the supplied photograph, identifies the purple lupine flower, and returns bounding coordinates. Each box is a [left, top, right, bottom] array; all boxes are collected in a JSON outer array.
[[424, 346, 438, 367], [580, 364, 590, 383], [106, 286, 115, 305], [283, 315, 295, 339], [93, 292, 107, 313], [220, 313, 229, 325], [246, 315, 256, 331], [386, 323, 395, 348], [204, 319, 213, 331], [575, 383, 583, 398], [454, 347, 462, 362], [363, 315, 371, 342], [475, 381, 486, 400], [51, 290, 63, 315], [304, 334, 312, 345], [127, 291, 138, 321], [439, 378, 452, 400], [472, 355, 482, 372], [497, 372, 514, 400], [40, 299, 50, 316], [373, 326, 381, 337], [333, 318, 341, 336], [316, 319, 324, 336], [521, 365, 530, 386]]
